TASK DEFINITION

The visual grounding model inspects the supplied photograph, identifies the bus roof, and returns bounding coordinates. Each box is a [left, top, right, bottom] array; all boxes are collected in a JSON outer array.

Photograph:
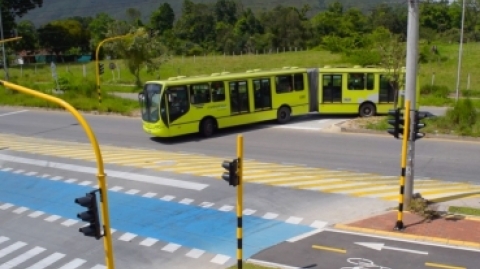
[[145, 65, 406, 85]]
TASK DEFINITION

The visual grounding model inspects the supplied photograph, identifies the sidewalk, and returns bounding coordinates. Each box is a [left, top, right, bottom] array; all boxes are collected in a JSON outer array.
[[335, 197, 480, 248]]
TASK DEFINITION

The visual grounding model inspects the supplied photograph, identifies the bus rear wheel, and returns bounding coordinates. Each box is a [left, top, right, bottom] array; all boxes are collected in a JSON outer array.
[[277, 106, 291, 124], [359, 103, 376, 117], [200, 117, 216, 137]]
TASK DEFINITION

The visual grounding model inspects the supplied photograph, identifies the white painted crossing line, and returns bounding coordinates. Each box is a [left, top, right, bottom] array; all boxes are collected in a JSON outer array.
[[142, 192, 157, 198], [0, 246, 45, 269], [0, 154, 209, 191], [56, 258, 87, 269], [139, 238, 158, 247], [28, 211, 44, 218], [185, 248, 205, 259], [13, 206, 28, 214], [25, 252, 66, 269], [0, 242, 27, 259], [0, 203, 13, 210], [162, 243, 181, 253], [118, 233, 137, 242], [0, 237, 8, 244], [210, 254, 231, 265]]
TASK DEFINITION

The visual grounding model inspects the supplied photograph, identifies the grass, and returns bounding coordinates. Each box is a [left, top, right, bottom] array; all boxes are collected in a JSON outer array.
[[449, 206, 480, 217]]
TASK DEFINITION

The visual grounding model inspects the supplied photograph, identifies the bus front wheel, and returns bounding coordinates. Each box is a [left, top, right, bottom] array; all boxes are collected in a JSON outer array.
[[200, 117, 216, 137], [359, 102, 376, 117], [277, 106, 291, 124]]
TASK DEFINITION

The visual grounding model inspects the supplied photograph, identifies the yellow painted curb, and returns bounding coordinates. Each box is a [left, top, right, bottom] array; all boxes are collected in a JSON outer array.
[[333, 224, 480, 249]]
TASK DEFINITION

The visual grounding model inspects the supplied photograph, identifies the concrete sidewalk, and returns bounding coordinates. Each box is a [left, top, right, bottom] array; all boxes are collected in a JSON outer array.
[[335, 197, 480, 249]]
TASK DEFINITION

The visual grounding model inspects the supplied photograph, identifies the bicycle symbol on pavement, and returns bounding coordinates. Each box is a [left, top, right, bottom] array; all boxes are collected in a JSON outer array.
[[340, 258, 392, 269]]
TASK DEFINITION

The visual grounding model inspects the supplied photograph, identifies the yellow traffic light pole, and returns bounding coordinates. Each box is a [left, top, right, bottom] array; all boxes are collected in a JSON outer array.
[[0, 36, 22, 44], [95, 35, 130, 105], [394, 100, 411, 231], [0, 80, 116, 269], [236, 135, 244, 269]]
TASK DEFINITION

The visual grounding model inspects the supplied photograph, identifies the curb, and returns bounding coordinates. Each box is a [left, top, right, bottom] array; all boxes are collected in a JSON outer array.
[[333, 223, 480, 249], [339, 127, 480, 142]]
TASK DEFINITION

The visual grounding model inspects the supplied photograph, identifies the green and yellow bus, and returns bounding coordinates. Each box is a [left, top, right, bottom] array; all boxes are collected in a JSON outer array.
[[138, 66, 419, 138]]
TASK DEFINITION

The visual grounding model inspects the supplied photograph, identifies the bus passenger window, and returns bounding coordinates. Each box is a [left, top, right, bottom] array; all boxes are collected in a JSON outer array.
[[190, 83, 211, 104], [211, 81, 225, 102], [253, 78, 272, 110], [366, 73, 375, 90], [348, 73, 365, 90], [293, 74, 304, 91], [275, 75, 293, 93]]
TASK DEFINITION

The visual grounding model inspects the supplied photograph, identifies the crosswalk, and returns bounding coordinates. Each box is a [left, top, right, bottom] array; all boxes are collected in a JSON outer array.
[[1, 133, 480, 202], [0, 236, 104, 269]]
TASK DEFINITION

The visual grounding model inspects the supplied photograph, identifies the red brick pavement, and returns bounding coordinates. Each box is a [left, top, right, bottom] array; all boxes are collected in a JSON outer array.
[[345, 211, 480, 244]]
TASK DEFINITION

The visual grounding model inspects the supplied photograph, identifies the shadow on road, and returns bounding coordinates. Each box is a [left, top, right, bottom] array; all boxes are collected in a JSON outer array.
[[149, 113, 358, 145]]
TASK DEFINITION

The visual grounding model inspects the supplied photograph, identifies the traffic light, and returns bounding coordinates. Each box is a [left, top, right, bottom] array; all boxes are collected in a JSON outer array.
[[413, 111, 427, 141], [75, 190, 102, 240], [387, 108, 405, 139], [99, 63, 104, 75], [222, 159, 239, 187]]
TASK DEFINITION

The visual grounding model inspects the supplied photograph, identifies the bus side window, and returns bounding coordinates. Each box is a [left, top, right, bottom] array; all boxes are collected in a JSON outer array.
[[348, 73, 366, 90], [366, 73, 375, 90], [293, 73, 304, 91], [211, 81, 226, 102], [190, 83, 211, 104], [275, 75, 293, 93]]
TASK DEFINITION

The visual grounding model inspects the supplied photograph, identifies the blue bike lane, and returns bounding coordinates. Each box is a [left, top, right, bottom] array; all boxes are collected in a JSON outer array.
[[0, 171, 315, 258]]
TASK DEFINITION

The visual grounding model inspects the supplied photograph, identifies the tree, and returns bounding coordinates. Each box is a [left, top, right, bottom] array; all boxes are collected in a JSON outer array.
[[372, 27, 407, 109], [105, 26, 170, 86], [0, 0, 43, 36], [12, 20, 38, 53], [150, 3, 175, 35], [88, 13, 115, 48]]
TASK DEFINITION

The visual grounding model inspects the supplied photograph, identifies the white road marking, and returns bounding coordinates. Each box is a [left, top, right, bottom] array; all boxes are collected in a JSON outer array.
[[162, 243, 181, 253], [142, 192, 157, 198], [286, 228, 325, 243], [285, 216, 303, 224], [44, 215, 61, 222], [56, 258, 87, 269], [185, 248, 205, 258], [28, 211, 44, 218], [262, 212, 279, 219], [0, 242, 27, 258], [139, 238, 158, 247], [0, 154, 208, 191], [210, 254, 231, 265], [25, 252, 66, 269], [118, 233, 137, 242], [0, 203, 13, 210], [0, 246, 45, 269], [179, 198, 194, 205], [310, 220, 328, 229], [61, 219, 78, 227], [0, 110, 29, 117], [160, 195, 175, 201], [219, 205, 234, 211], [12, 207, 28, 214]]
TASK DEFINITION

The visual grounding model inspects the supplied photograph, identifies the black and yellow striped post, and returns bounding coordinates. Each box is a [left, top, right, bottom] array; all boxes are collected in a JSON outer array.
[[394, 100, 411, 231], [236, 134, 244, 268]]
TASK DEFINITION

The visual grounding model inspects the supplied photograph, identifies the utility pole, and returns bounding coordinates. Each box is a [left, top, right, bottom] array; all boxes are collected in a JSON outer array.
[[455, 0, 466, 101], [404, 0, 420, 209], [0, 2, 9, 80]]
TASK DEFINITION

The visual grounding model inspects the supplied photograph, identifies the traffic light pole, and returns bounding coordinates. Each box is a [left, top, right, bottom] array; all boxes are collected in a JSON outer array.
[[95, 35, 130, 106], [404, 0, 420, 209], [0, 80, 116, 269], [394, 100, 411, 231], [236, 135, 243, 269]]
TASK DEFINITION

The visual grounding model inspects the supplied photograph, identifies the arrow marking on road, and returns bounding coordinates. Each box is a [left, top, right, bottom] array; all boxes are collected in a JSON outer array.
[[355, 242, 428, 255]]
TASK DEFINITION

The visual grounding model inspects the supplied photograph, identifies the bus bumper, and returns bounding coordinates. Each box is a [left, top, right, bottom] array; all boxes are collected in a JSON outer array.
[[142, 122, 169, 137]]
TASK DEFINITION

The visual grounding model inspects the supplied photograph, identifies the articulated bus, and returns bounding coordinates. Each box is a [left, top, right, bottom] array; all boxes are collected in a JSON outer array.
[[138, 66, 419, 138]]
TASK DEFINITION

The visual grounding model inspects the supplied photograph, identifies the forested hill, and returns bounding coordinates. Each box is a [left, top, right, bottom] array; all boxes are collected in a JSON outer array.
[[20, 0, 388, 26]]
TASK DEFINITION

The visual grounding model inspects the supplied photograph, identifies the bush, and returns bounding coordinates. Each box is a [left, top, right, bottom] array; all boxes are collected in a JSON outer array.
[[420, 84, 450, 98], [461, 89, 480, 98], [445, 98, 477, 133]]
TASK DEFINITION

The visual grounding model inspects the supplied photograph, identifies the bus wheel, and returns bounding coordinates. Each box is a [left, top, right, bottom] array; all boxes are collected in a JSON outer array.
[[359, 102, 376, 117], [277, 106, 291, 124], [200, 117, 216, 137]]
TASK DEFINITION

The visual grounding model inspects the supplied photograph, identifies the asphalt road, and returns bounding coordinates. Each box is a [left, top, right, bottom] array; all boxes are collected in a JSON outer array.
[[250, 229, 478, 269], [0, 107, 479, 185]]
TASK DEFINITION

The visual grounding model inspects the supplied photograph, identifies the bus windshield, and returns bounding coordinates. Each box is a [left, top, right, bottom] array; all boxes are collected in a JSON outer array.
[[139, 83, 163, 123]]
